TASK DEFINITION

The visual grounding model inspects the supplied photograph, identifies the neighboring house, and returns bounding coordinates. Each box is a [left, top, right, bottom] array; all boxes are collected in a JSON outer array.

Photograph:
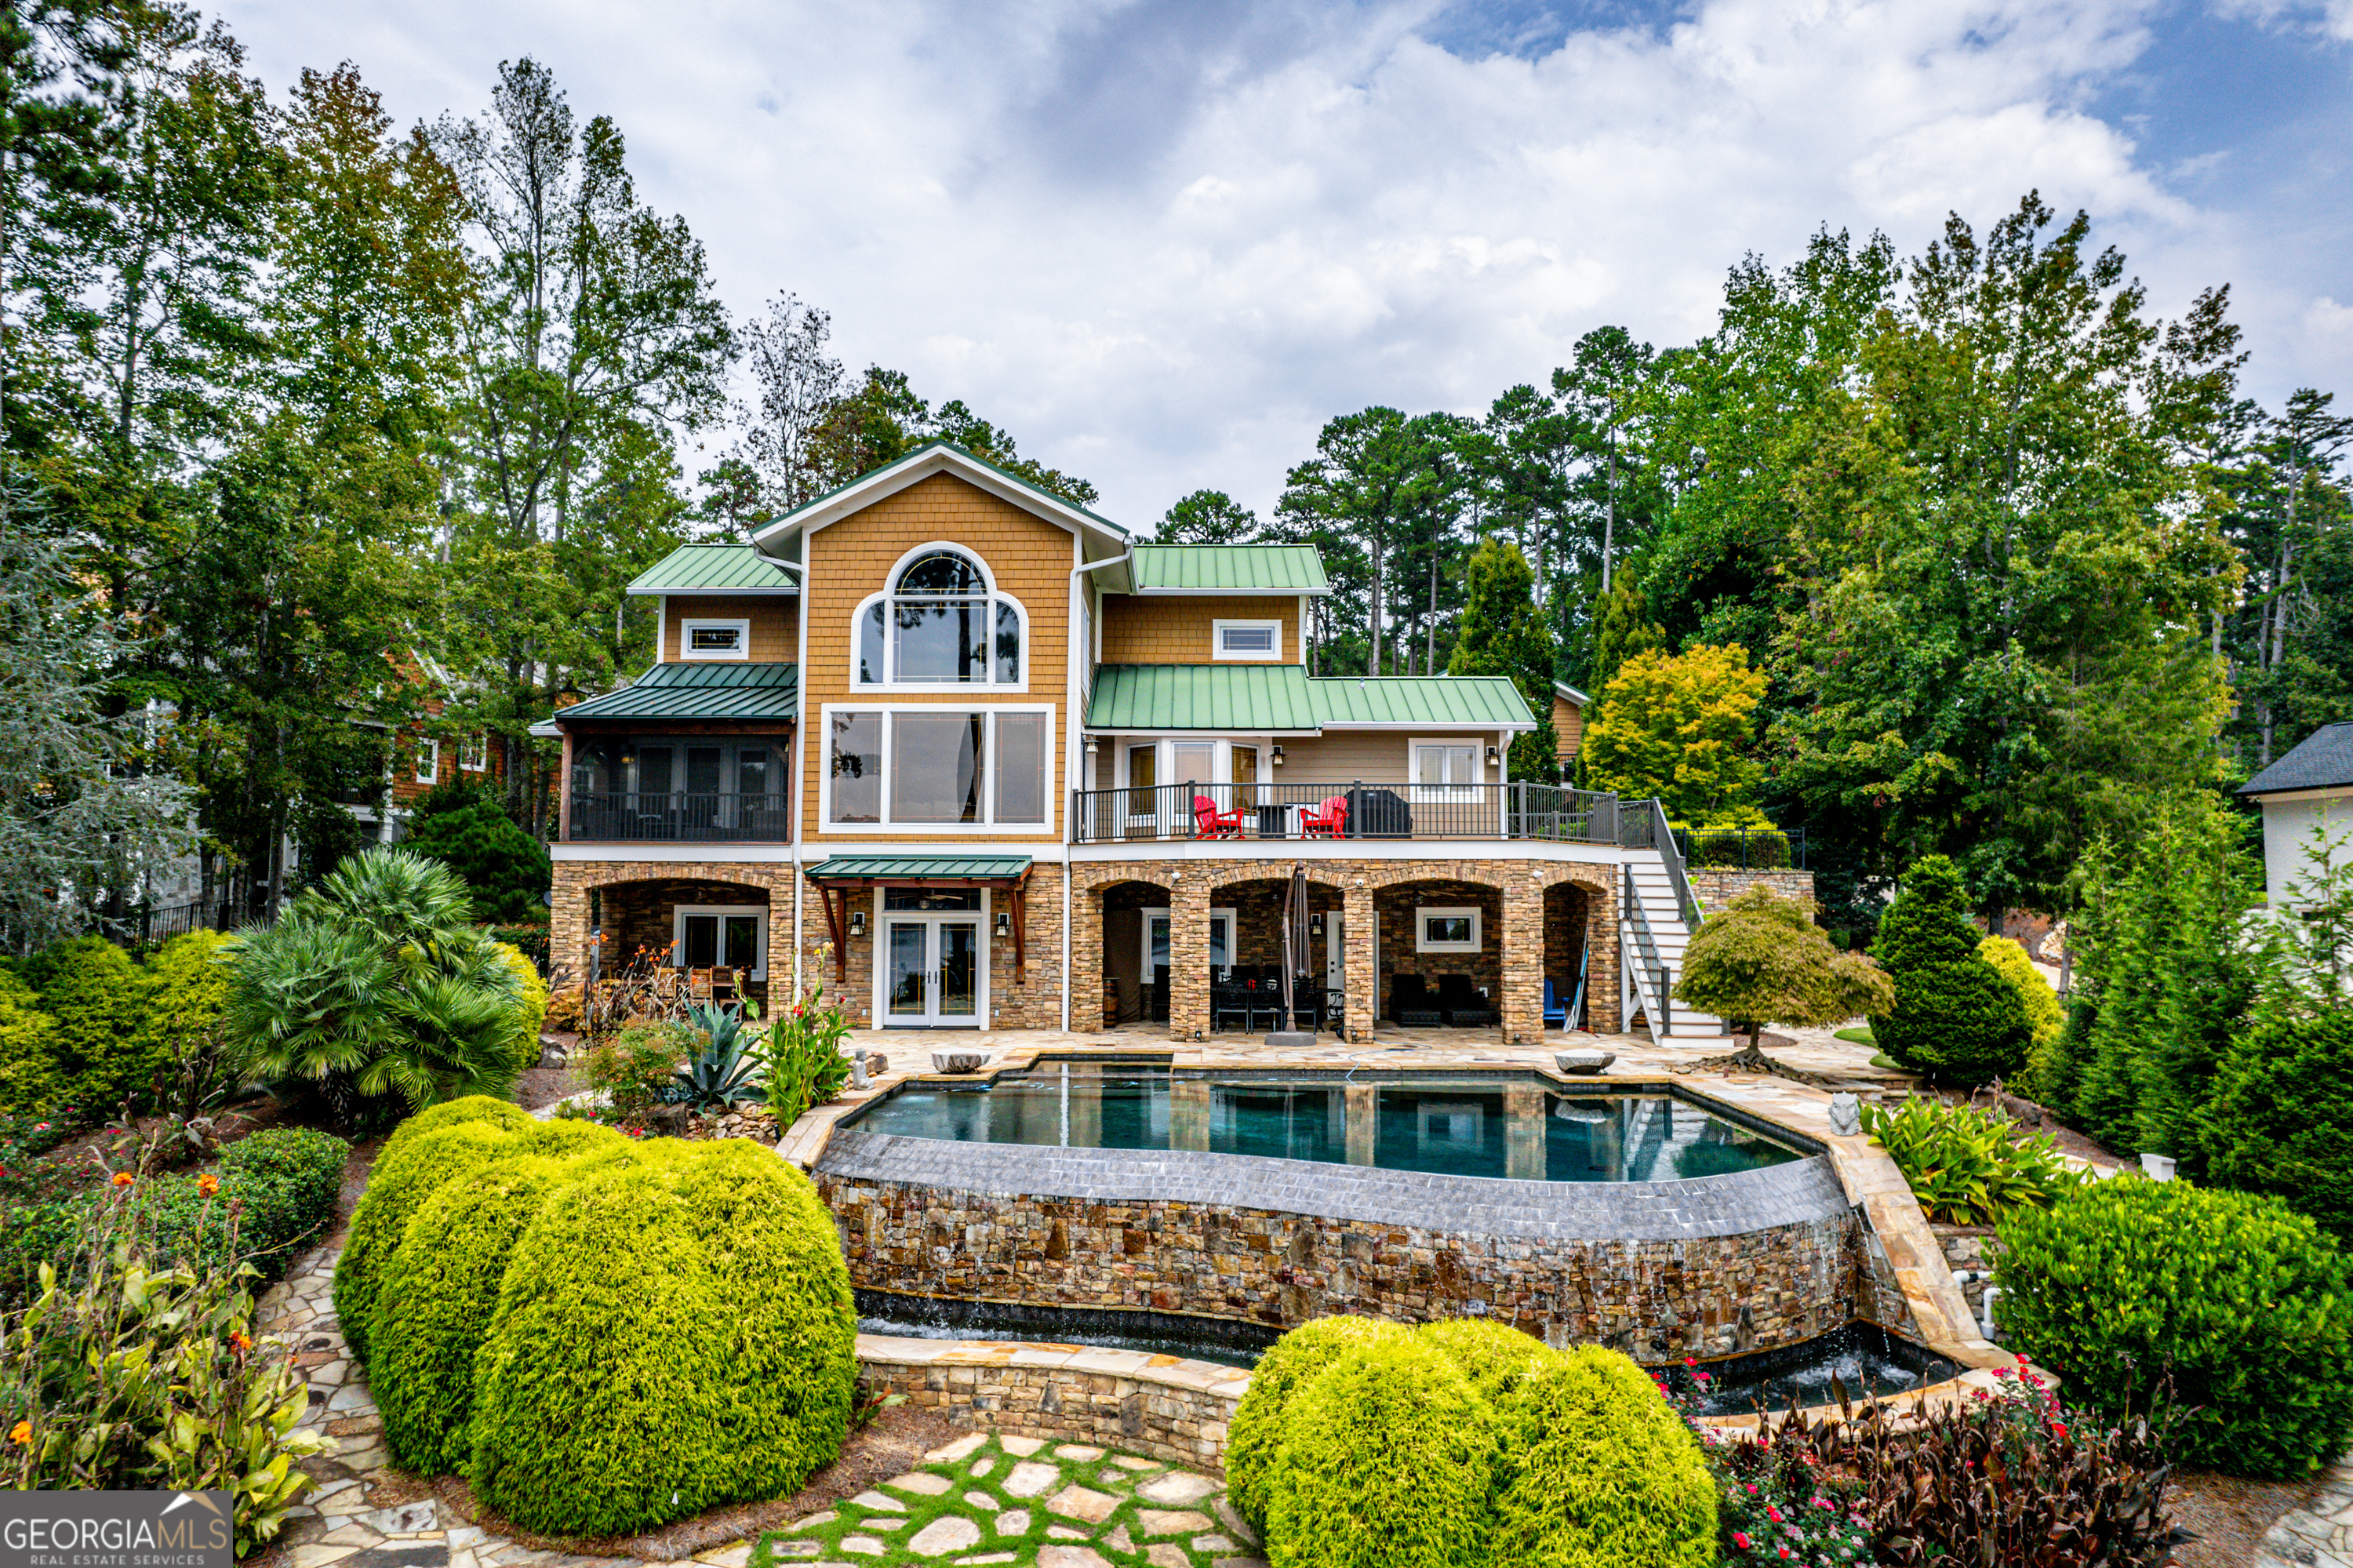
[[2238, 721, 2353, 911], [538, 442, 1728, 1040], [1552, 682, 1589, 776]]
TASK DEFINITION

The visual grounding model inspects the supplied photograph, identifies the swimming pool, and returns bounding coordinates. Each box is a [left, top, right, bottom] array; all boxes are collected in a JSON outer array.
[[837, 1060, 1803, 1184]]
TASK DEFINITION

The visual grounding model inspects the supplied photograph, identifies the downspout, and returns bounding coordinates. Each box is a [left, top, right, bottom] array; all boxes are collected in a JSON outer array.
[[1064, 538, 1133, 1031], [773, 546, 809, 1000]]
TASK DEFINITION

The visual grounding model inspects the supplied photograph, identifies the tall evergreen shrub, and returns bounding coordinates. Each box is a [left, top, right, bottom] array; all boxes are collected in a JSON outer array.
[[38, 935, 163, 1112], [1869, 857, 2028, 1082]]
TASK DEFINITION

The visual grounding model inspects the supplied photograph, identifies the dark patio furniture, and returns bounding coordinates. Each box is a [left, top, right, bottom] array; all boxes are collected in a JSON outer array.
[[1437, 973, 1497, 1028], [1213, 985, 1252, 1032], [1391, 973, 1442, 1027]]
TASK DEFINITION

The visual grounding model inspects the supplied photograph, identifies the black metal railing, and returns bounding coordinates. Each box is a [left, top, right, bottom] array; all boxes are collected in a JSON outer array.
[[566, 791, 791, 842], [1672, 824, 1808, 871], [1070, 781, 1624, 845]]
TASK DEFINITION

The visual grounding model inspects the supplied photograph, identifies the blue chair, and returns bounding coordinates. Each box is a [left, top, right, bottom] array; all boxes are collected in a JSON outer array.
[[1543, 977, 1568, 1030]]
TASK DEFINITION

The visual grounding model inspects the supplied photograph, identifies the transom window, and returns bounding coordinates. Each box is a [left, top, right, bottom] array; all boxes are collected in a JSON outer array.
[[856, 547, 1024, 686], [826, 707, 1050, 829], [680, 618, 750, 660], [1213, 619, 1282, 660]]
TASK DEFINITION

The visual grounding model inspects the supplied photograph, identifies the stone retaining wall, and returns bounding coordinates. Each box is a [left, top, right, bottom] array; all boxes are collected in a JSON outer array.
[[819, 1135, 1882, 1362], [1689, 868, 1817, 913], [853, 1336, 1247, 1473]]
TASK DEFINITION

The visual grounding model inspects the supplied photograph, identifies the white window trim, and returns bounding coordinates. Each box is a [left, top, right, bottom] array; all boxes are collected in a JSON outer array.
[[671, 904, 768, 980], [1212, 618, 1283, 661], [1115, 737, 1277, 827], [1136, 906, 1239, 974], [868, 888, 991, 1029], [414, 738, 440, 784], [1409, 736, 1485, 802], [850, 540, 1031, 692], [460, 734, 488, 772], [1415, 904, 1482, 953], [680, 617, 751, 660], [819, 703, 1056, 834]]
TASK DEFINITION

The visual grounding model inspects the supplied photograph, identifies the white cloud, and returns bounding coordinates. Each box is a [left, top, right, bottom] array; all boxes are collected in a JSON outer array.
[[214, 0, 2344, 522]]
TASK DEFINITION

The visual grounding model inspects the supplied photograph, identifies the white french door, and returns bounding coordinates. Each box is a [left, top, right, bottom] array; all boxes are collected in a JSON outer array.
[[881, 915, 983, 1027]]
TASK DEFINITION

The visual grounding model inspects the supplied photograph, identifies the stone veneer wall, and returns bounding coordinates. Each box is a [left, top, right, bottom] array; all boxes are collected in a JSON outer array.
[[1068, 857, 1622, 1042], [1375, 880, 1503, 1014], [1690, 868, 1817, 915], [853, 1344, 1246, 1472], [816, 1133, 1897, 1362], [791, 866, 1067, 1031]]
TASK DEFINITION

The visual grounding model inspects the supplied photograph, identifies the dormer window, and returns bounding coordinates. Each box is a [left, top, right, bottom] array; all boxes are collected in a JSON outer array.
[[1214, 619, 1282, 660], [856, 546, 1025, 686], [681, 618, 750, 660]]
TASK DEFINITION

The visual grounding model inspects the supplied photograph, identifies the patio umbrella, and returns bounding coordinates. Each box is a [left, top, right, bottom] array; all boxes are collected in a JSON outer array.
[[1279, 864, 1310, 1026]]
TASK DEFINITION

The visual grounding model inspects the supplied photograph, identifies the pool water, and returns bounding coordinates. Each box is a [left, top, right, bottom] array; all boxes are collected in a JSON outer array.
[[853, 1291, 1960, 1417], [840, 1062, 1802, 1184]]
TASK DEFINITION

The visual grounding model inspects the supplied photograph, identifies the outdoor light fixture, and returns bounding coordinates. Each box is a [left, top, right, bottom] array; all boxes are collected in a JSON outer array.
[[995, 911, 1012, 938], [1310, 913, 1325, 939], [1486, 744, 1501, 768], [1271, 743, 1286, 765], [849, 909, 867, 938]]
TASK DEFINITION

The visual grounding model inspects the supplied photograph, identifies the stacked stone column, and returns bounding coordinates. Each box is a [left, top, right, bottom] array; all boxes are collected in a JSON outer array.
[[1169, 874, 1212, 1041], [1344, 881, 1377, 1042]]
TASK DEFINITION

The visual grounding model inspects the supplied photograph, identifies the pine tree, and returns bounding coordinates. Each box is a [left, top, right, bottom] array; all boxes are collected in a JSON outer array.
[[1589, 577, 1660, 697], [1448, 536, 1557, 778], [1868, 856, 2028, 1083]]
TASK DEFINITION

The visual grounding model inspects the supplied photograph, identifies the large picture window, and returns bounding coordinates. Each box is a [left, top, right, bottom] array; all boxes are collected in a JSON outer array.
[[854, 546, 1026, 686], [825, 707, 1053, 829]]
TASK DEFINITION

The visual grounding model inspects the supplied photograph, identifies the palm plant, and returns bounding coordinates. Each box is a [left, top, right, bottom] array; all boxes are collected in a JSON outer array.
[[224, 849, 533, 1123]]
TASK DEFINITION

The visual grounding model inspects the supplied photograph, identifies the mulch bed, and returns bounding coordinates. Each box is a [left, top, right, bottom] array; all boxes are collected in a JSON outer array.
[[2167, 1468, 2321, 1568]]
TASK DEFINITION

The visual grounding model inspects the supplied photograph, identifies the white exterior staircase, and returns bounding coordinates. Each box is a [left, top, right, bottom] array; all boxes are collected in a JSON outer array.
[[1618, 805, 1726, 1042]]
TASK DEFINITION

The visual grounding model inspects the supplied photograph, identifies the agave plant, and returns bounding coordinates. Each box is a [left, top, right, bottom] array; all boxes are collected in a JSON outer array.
[[670, 1004, 764, 1112], [223, 849, 533, 1122]]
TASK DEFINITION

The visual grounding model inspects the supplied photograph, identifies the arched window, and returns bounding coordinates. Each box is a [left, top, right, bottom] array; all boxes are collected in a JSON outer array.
[[856, 547, 1024, 686]]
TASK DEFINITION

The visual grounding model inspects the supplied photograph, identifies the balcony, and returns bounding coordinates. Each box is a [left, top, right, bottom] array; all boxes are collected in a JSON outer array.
[[1071, 782, 1638, 846], [566, 791, 790, 842]]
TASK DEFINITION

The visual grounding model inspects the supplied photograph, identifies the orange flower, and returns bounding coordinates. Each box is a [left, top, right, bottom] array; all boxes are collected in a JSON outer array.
[[110, 1171, 133, 1188], [198, 1173, 220, 1196], [228, 1331, 251, 1354], [8, 1419, 29, 1446]]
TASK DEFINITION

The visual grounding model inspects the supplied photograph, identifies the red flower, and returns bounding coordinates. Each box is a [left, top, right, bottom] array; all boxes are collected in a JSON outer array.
[[1733, 1532, 1752, 1550], [1766, 1505, 1784, 1523], [2050, 1422, 2068, 1439], [1685, 1356, 1698, 1366]]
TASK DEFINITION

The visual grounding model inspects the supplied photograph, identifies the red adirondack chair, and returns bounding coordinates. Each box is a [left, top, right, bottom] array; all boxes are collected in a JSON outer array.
[[1299, 795, 1349, 839], [1193, 794, 1246, 839]]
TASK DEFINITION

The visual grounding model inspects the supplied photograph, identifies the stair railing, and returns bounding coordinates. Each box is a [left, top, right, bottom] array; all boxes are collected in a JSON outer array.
[[1650, 797, 1704, 930], [1620, 862, 1670, 1042]]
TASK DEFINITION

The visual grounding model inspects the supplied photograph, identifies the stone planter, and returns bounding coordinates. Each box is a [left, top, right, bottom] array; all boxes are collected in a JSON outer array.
[[932, 1050, 990, 1075]]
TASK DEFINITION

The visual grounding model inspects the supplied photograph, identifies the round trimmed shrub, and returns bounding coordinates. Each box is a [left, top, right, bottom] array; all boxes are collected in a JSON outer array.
[[336, 1122, 529, 1364], [468, 1141, 857, 1536], [1489, 1346, 1715, 1567], [0, 970, 61, 1115], [39, 934, 163, 1111], [380, 1094, 533, 1159], [1415, 1316, 1562, 1408], [1261, 1335, 1499, 1568], [1227, 1315, 1413, 1537], [139, 930, 233, 1059], [1871, 858, 2028, 1083], [1997, 1176, 2353, 1478]]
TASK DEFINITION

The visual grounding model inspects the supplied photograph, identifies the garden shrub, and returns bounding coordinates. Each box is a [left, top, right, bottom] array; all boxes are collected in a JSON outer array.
[[380, 1093, 534, 1159], [1858, 1097, 2082, 1224], [111, 1127, 349, 1286], [584, 1021, 691, 1117], [335, 1122, 530, 1364], [468, 1141, 857, 1536], [1260, 1334, 1499, 1568], [495, 941, 548, 1066], [39, 934, 165, 1113], [1870, 857, 2028, 1083], [401, 784, 553, 925], [1227, 1315, 1412, 1537], [1415, 1315, 1562, 1409], [2199, 1009, 2353, 1242], [139, 930, 234, 1057], [1996, 1176, 2353, 1478], [762, 989, 853, 1126], [1489, 1346, 1715, 1568], [0, 970, 61, 1115], [542, 983, 584, 1034], [1977, 935, 2060, 1057]]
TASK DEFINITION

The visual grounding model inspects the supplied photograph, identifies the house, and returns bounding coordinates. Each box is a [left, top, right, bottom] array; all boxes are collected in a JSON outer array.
[[1552, 681, 1589, 776], [2239, 721, 2353, 911], [538, 442, 1732, 1041]]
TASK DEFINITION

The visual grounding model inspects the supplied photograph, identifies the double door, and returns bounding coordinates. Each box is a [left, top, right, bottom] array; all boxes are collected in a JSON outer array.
[[884, 914, 981, 1026]]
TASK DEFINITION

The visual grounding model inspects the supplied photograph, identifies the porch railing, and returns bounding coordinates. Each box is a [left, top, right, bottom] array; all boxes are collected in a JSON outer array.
[[566, 791, 791, 842], [1070, 781, 1624, 845]]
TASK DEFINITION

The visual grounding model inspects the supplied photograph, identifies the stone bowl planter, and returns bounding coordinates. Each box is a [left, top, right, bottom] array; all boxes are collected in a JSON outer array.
[[1555, 1049, 1616, 1075], [931, 1050, 991, 1075]]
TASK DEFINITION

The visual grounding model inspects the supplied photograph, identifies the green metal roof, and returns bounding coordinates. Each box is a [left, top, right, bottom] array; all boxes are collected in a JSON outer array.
[[552, 661, 798, 724], [1312, 675, 1533, 727], [1086, 664, 1322, 731], [1128, 544, 1329, 595], [804, 854, 1034, 882], [628, 544, 798, 594], [1084, 665, 1535, 730]]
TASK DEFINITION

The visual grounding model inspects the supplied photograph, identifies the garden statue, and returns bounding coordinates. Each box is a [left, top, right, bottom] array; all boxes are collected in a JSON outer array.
[[1828, 1091, 1861, 1137]]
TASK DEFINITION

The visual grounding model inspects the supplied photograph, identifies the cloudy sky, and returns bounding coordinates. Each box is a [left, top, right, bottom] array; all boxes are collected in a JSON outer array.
[[214, 0, 2353, 525]]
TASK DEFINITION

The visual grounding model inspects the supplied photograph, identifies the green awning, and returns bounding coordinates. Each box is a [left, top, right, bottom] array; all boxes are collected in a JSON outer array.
[[1129, 544, 1329, 594], [803, 855, 1033, 883], [550, 662, 798, 724], [1085, 664, 1533, 730], [629, 544, 798, 594]]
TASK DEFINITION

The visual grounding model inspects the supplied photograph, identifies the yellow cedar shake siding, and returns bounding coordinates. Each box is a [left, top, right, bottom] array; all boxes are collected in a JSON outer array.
[[1097, 594, 1301, 664], [661, 594, 798, 662], [801, 473, 1070, 843], [1273, 729, 1497, 785], [1552, 693, 1584, 763]]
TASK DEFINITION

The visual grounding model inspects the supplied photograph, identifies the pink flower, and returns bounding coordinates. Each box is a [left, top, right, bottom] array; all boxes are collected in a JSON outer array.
[[1696, 1370, 1711, 1382], [1733, 1531, 1752, 1551], [1766, 1505, 1784, 1523]]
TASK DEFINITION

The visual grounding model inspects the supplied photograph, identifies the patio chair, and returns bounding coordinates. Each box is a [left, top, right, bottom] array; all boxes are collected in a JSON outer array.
[[1323, 987, 1346, 1035], [711, 966, 740, 1007], [1543, 977, 1568, 1030], [1391, 973, 1442, 1028], [1299, 795, 1349, 839], [1246, 990, 1285, 1032], [686, 966, 715, 1006], [1193, 794, 1246, 839], [1213, 985, 1252, 1033], [1437, 973, 1497, 1028]]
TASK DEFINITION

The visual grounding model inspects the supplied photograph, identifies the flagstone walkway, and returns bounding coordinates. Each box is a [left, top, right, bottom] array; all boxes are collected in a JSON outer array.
[[2257, 1454, 2353, 1568], [256, 1242, 1261, 1568]]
